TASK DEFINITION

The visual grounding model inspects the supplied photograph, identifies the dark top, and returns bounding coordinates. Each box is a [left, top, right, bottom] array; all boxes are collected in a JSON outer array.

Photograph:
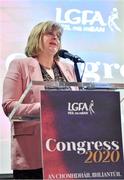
[[39, 62, 71, 90]]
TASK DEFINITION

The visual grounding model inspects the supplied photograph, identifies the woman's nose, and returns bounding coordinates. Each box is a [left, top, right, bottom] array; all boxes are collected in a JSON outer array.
[[52, 34, 57, 39]]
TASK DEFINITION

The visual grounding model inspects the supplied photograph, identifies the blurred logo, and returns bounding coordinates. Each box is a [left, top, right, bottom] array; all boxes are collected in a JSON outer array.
[[56, 8, 121, 32], [68, 100, 95, 115]]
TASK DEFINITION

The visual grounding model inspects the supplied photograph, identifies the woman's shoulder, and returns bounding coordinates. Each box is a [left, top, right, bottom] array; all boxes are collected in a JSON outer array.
[[9, 57, 37, 66], [7, 57, 38, 72], [12, 57, 35, 63]]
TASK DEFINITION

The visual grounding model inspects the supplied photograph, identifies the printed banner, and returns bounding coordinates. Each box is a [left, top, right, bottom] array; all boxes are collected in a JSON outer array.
[[40, 90, 124, 179]]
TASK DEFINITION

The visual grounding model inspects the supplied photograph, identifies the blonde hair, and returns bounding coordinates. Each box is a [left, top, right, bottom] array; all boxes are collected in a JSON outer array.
[[25, 21, 63, 59]]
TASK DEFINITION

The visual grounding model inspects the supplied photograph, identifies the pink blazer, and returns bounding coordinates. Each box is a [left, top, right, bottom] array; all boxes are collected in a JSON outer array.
[[2, 57, 77, 170]]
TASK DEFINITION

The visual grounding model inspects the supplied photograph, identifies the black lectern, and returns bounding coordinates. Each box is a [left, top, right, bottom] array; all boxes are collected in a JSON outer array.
[[9, 81, 124, 179]]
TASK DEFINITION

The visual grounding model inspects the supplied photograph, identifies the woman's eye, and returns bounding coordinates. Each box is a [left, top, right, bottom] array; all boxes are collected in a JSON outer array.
[[46, 32, 61, 40], [48, 32, 53, 35], [57, 34, 60, 39]]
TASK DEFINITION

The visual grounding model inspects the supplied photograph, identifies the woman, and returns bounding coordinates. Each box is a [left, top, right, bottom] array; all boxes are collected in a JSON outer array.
[[2, 20, 77, 179]]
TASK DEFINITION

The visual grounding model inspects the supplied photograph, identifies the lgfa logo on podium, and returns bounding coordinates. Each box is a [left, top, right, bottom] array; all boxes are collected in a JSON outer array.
[[67, 100, 95, 115]]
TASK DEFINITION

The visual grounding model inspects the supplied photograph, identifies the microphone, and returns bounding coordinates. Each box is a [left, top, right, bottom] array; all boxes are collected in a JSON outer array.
[[58, 49, 84, 63]]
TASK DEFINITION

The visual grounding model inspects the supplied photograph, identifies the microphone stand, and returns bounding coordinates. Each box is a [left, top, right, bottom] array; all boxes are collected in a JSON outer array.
[[74, 62, 82, 82], [73, 59, 86, 90]]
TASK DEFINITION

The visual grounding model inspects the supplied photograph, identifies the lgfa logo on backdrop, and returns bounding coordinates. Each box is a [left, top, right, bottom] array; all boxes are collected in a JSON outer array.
[[68, 100, 95, 115], [56, 8, 121, 32]]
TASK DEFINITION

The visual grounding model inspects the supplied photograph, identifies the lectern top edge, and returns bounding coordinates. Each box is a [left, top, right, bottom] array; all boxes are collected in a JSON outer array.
[[31, 80, 124, 90], [8, 80, 124, 120]]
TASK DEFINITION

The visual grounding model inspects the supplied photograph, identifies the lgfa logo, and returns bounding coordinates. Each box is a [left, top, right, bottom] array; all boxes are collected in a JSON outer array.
[[56, 8, 121, 32], [68, 100, 95, 115]]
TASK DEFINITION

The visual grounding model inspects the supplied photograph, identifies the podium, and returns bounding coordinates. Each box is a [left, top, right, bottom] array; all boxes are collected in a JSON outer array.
[[9, 81, 124, 179]]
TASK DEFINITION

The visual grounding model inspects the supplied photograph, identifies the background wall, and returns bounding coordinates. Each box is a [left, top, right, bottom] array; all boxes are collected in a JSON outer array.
[[0, 0, 124, 173]]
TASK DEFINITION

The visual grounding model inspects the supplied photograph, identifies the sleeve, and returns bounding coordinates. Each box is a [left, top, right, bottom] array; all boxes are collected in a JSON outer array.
[[2, 59, 40, 117]]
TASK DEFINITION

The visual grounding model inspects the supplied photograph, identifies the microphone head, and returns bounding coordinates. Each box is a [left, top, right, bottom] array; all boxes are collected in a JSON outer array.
[[58, 49, 84, 63], [58, 49, 68, 58]]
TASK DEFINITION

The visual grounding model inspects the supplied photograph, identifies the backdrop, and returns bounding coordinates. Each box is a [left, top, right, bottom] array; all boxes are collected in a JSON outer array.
[[0, 0, 124, 173]]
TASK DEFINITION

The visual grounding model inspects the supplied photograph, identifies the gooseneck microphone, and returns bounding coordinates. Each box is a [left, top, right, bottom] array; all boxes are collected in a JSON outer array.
[[58, 49, 86, 82], [58, 49, 84, 63]]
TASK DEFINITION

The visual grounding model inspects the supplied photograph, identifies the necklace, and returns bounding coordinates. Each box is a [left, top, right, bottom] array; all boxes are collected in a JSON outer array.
[[45, 69, 55, 79], [41, 65, 52, 70], [40, 62, 55, 70]]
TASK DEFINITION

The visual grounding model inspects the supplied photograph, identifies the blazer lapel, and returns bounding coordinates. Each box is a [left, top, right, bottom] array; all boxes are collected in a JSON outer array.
[[28, 59, 77, 98], [56, 61, 76, 82], [56, 61, 78, 90], [28, 58, 43, 82], [28, 58, 44, 101]]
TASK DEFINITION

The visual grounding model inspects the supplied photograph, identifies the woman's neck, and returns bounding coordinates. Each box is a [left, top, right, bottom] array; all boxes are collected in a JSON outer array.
[[38, 53, 54, 69]]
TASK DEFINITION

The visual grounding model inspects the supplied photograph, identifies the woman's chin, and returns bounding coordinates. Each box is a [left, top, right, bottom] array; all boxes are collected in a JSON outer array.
[[48, 47, 58, 55]]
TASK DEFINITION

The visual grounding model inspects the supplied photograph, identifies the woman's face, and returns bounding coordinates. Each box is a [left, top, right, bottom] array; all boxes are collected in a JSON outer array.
[[41, 29, 61, 56]]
